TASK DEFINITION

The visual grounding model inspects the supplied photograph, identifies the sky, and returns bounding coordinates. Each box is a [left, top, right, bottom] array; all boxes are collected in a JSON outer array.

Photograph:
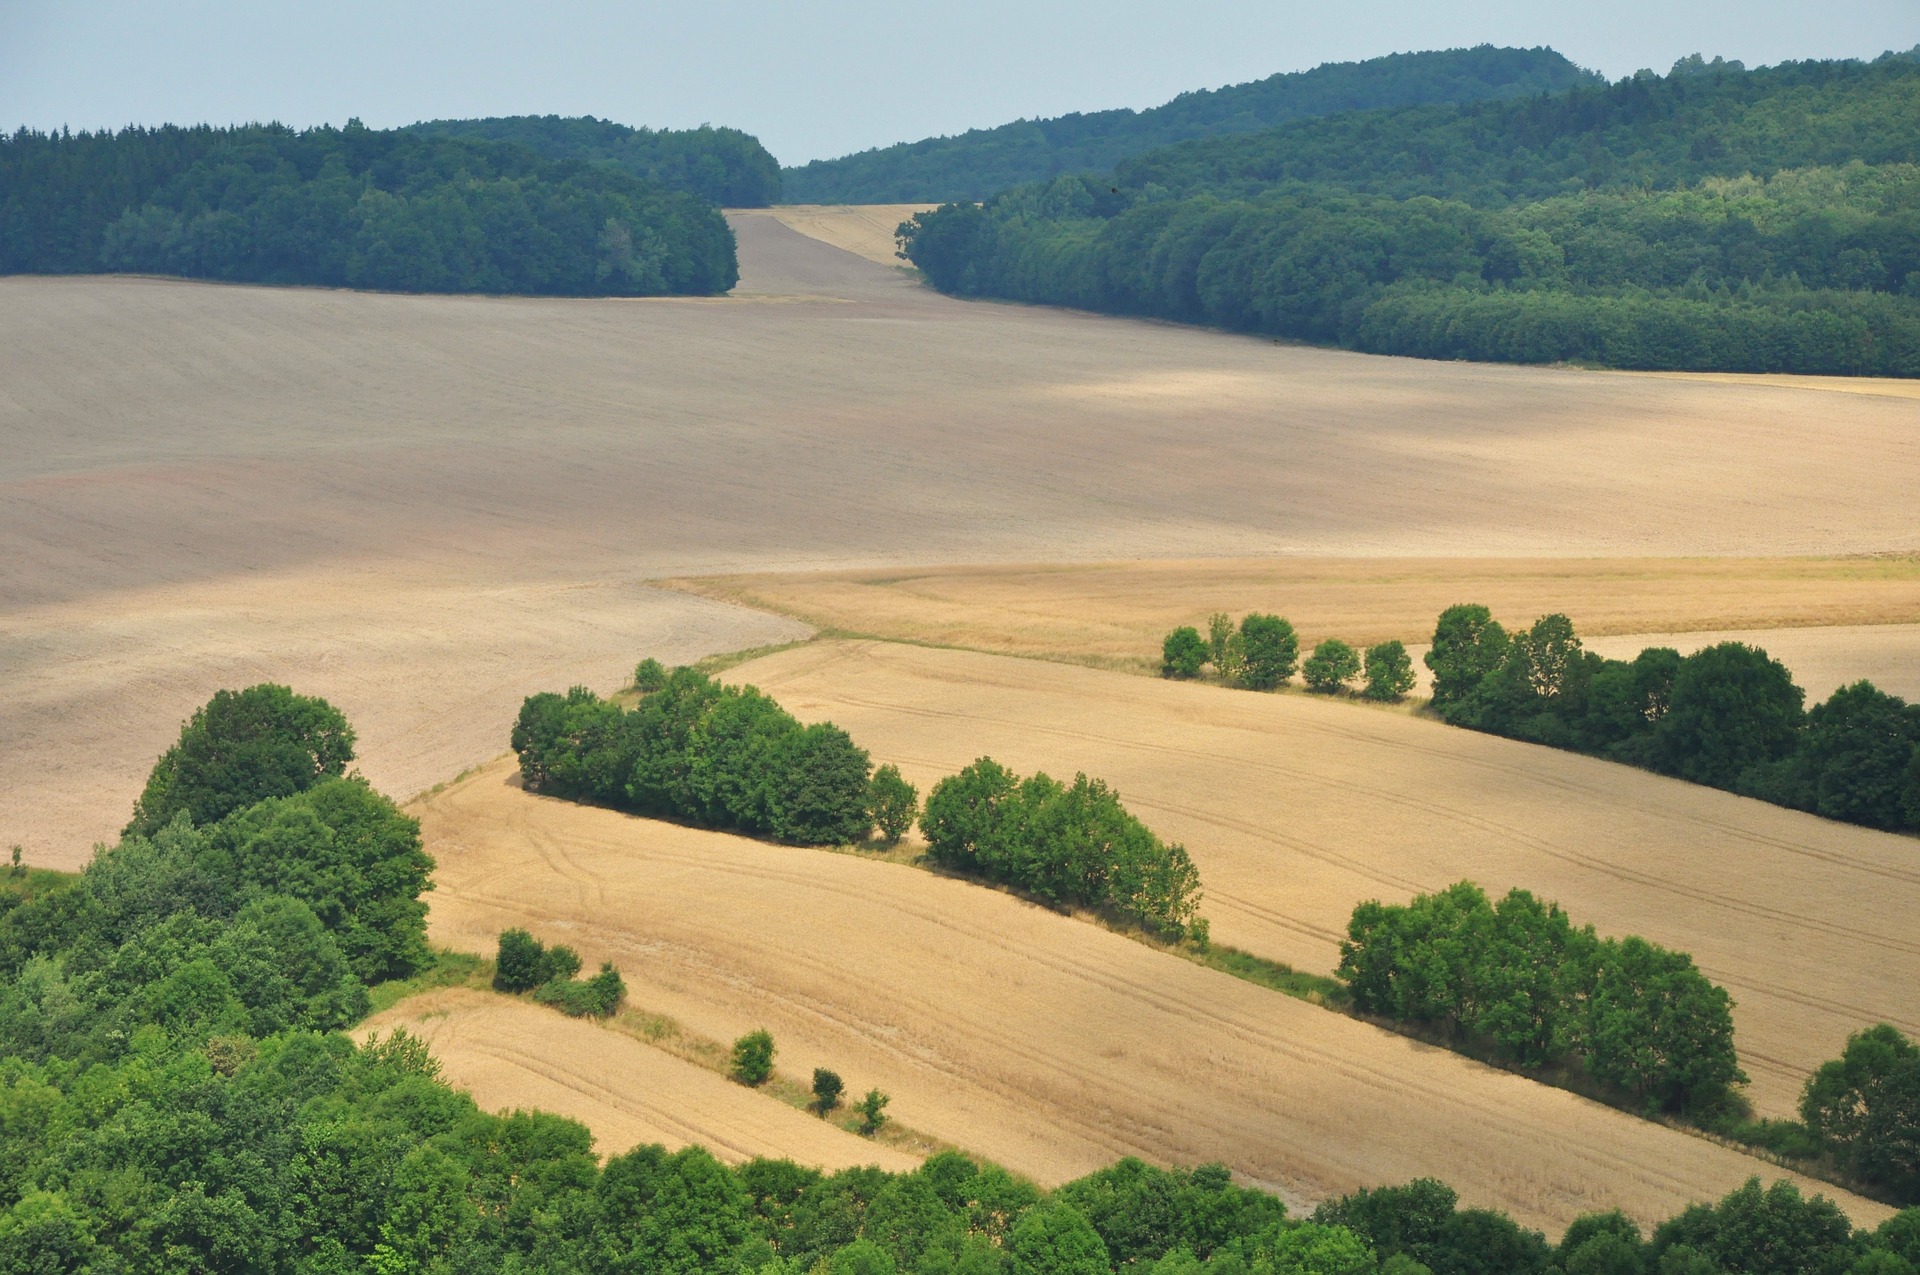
[[2, 1, 1916, 165]]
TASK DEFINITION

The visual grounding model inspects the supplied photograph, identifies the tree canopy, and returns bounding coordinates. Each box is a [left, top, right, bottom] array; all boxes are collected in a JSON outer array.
[[406, 116, 781, 206]]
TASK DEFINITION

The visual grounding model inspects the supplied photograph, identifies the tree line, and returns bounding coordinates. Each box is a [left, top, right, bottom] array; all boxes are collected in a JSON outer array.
[[899, 55, 1920, 376], [1162, 612, 1416, 701], [784, 45, 1598, 204], [1425, 606, 1920, 832], [406, 116, 782, 206], [1339, 881, 1745, 1115], [0, 120, 738, 294]]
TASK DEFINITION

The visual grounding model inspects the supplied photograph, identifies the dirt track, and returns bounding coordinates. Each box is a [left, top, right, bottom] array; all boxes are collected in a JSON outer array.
[[6, 218, 1918, 864], [415, 759, 1890, 1234], [357, 988, 919, 1172], [731, 639, 1920, 1118]]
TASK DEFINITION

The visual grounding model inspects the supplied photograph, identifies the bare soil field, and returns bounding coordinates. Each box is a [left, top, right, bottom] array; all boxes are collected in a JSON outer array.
[[669, 557, 1920, 684], [358, 987, 918, 1171], [7, 216, 1917, 866], [729, 639, 1920, 1118], [415, 759, 1889, 1233], [740, 204, 935, 266]]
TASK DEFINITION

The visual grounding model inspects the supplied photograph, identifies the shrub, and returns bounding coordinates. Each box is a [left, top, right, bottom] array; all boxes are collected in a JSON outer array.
[[812, 1067, 845, 1113], [543, 944, 583, 981], [634, 658, 669, 692], [731, 1029, 775, 1086], [535, 962, 626, 1018], [1302, 639, 1362, 692], [1161, 626, 1208, 678], [1362, 640, 1417, 701], [867, 765, 919, 845], [127, 685, 356, 836], [1237, 613, 1299, 689], [494, 928, 548, 992], [857, 1087, 891, 1135]]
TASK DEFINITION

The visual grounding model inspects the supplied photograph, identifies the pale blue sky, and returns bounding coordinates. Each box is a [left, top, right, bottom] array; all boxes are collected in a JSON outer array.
[[2, 1, 1915, 164]]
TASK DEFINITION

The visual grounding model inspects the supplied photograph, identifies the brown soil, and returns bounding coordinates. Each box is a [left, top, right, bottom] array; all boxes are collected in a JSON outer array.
[[357, 987, 919, 1172], [415, 759, 1891, 1234], [729, 639, 1920, 1119]]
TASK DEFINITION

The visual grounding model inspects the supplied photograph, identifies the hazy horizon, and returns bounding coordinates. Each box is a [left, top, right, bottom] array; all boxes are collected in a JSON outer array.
[[3, 1, 1916, 165]]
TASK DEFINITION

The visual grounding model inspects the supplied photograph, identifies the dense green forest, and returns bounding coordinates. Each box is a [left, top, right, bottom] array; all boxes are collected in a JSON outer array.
[[0, 120, 738, 294], [1425, 606, 1920, 832], [5, 683, 1920, 1266], [784, 46, 1600, 204], [901, 53, 1920, 375], [407, 116, 781, 206]]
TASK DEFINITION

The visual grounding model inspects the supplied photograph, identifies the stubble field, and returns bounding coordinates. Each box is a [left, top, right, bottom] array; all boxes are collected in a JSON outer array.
[[415, 758, 1890, 1234], [6, 217, 1918, 863]]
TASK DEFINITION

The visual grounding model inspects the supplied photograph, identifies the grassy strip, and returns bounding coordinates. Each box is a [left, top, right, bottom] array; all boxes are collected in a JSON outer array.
[[1184, 943, 1348, 1006], [366, 948, 493, 1014], [0, 865, 79, 900]]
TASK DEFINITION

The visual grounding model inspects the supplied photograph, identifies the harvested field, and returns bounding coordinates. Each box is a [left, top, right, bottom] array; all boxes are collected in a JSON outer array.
[[1581, 624, 1920, 703], [741, 204, 935, 266], [417, 759, 1891, 1233], [730, 639, 1920, 1118], [668, 557, 1920, 680], [8, 215, 1918, 865], [358, 987, 918, 1172]]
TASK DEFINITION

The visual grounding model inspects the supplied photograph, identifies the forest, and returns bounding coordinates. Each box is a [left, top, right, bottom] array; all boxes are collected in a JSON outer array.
[[0, 120, 739, 294], [784, 45, 1600, 204], [406, 116, 781, 207], [4, 685, 1918, 1266], [900, 53, 1920, 375]]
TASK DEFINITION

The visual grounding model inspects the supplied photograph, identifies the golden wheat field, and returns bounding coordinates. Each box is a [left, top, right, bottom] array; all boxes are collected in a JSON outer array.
[[357, 988, 919, 1172], [7, 217, 1920, 863], [740, 204, 936, 266], [413, 759, 1890, 1233], [728, 638, 1920, 1118]]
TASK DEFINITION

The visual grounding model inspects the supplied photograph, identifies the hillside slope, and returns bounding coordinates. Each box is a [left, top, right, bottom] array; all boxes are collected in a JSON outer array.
[[784, 46, 1598, 203]]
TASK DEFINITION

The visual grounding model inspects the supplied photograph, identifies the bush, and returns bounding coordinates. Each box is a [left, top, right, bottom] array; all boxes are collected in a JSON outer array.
[[127, 685, 355, 836], [634, 658, 669, 692], [731, 1029, 775, 1086], [1302, 639, 1362, 692], [867, 765, 919, 845], [1237, 613, 1298, 689], [857, 1088, 891, 1135], [534, 962, 626, 1018], [494, 929, 548, 993], [811, 1067, 844, 1114], [1362, 640, 1417, 701], [1161, 626, 1208, 678]]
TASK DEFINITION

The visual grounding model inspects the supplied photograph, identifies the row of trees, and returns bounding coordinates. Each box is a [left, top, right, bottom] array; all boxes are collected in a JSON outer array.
[[920, 758, 1203, 936], [0, 121, 739, 294], [785, 45, 1597, 203], [493, 928, 627, 1018], [1340, 881, 1746, 1114], [899, 56, 1920, 375], [1425, 605, 1920, 831], [407, 116, 782, 206], [1161, 613, 1417, 700], [511, 668, 902, 846]]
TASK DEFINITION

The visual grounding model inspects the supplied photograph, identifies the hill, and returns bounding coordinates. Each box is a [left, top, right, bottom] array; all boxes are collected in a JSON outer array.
[[0, 121, 738, 294], [405, 115, 781, 206], [783, 45, 1600, 203], [901, 54, 1920, 375], [414, 756, 1890, 1232]]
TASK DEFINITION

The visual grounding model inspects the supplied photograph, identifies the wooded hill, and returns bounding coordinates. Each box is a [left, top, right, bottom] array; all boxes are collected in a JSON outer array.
[[901, 52, 1920, 376], [784, 46, 1600, 204]]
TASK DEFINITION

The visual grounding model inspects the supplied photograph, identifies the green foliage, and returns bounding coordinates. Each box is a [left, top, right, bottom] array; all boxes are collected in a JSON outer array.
[[635, 657, 670, 691], [899, 57, 1920, 375], [1426, 606, 1510, 708], [533, 962, 627, 1018], [1801, 1024, 1920, 1203], [1303, 639, 1363, 692], [1656, 642, 1806, 787], [407, 116, 781, 205], [1362, 641, 1418, 702], [868, 764, 920, 845], [1652, 1178, 1858, 1275], [731, 1029, 776, 1086], [920, 757, 1204, 934], [494, 927, 548, 992], [1340, 881, 1745, 1113], [1237, 613, 1299, 689], [1208, 612, 1245, 682], [812, 1067, 845, 1113], [511, 672, 878, 844], [127, 683, 354, 836], [857, 1088, 891, 1135], [786, 46, 1599, 203], [1162, 625, 1210, 678], [493, 928, 624, 1016], [2, 121, 738, 294]]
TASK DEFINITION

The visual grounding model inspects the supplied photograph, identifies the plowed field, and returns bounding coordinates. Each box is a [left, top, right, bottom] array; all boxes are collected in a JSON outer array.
[[415, 759, 1889, 1234], [730, 639, 1920, 1118]]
